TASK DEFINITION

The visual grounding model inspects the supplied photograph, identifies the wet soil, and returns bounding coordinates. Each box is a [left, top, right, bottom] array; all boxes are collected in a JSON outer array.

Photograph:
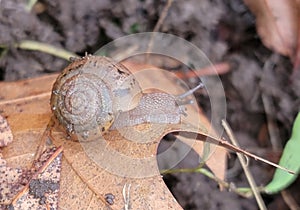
[[1, 0, 299, 209]]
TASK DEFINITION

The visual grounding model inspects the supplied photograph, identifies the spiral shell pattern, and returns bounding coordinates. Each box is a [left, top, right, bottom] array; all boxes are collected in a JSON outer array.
[[50, 56, 140, 139]]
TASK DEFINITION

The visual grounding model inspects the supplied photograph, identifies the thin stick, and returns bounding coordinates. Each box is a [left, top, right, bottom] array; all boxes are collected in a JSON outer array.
[[146, 0, 174, 61], [178, 131, 295, 174], [222, 120, 267, 210], [152, 0, 174, 33], [281, 190, 300, 210], [175, 62, 231, 78]]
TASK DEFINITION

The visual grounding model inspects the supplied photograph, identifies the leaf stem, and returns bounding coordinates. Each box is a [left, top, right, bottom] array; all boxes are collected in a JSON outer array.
[[15, 40, 78, 60], [161, 167, 253, 198]]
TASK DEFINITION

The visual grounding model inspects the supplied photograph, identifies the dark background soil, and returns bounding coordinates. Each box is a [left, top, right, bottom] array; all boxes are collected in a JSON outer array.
[[1, 0, 300, 209]]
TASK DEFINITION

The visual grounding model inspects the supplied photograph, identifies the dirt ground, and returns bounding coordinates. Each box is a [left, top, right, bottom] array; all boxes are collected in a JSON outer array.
[[1, 0, 300, 209]]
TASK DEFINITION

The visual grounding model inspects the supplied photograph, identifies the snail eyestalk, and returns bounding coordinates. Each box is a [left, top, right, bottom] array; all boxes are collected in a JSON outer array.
[[177, 83, 204, 99], [175, 82, 204, 108]]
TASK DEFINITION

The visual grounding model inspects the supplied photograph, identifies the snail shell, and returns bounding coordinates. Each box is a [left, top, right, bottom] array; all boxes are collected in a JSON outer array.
[[50, 56, 141, 139]]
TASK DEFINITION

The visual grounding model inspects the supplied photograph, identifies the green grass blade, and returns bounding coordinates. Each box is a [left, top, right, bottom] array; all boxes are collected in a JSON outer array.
[[264, 112, 300, 194]]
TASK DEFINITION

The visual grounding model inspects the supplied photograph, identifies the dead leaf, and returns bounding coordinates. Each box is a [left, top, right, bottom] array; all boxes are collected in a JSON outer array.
[[0, 114, 13, 147], [0, 61, 227, 209], [243, 0, 300, 64], [0, 154, 24, 207], [11, 147, 62, 209], [0, 146, 62, 209]]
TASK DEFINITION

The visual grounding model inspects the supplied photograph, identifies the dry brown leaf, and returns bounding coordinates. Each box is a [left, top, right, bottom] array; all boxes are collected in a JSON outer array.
[[0, 61, 227, 209], [0, 154, 24, 207], [0, 114, 13, 147], [0, 145, 62, 209], [243, 0, 300, 64], [11, 147, 62, 209]]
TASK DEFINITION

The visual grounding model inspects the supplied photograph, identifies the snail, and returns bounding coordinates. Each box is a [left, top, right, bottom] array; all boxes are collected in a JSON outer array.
[[49, 55, 297, 177], [50, 55, 202, 140]]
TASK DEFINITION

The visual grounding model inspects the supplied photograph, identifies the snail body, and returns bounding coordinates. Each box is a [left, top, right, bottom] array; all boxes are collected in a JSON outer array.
[[50, 55, 183, 140]]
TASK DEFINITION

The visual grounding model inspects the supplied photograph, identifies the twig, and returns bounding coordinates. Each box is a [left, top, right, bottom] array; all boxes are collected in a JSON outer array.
[[16, 40, 78, 60], [222, 120, 267, 210], [177, 131, 294, 174], [281, 190, 300, 210], [146, 0, 174, 61], [152, 0, 174, 33], [175, 62, 231, 78]]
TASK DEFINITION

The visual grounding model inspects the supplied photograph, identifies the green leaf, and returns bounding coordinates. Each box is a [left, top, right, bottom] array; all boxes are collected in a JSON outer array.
[[264, 112, 300, 194]]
